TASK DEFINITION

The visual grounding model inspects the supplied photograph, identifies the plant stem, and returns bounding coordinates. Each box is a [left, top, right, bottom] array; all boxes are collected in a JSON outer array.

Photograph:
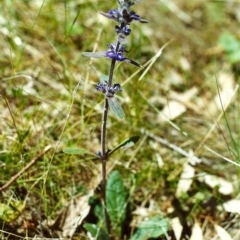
[[100, 41, 120, 235], [101, 98, 111, 234], [101, 42, 120, 157]]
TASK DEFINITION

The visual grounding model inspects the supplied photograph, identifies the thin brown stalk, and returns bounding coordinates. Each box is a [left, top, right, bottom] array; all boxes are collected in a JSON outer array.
[[0, 145, 52, 192]]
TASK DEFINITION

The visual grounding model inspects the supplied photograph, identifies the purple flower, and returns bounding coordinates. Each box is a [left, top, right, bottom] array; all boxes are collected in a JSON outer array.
[[105, 44, 126, 61], [83, 43, 142, 67], [129, 11, 140, 21], [100, 9, 121, 22], [96, 83, 107, 93], [115, 25, 131, 36], [83, 0, 147, 67], [115, 25, 132, 43], [96, 83, 122, 97], [111, 83, 122, 93]]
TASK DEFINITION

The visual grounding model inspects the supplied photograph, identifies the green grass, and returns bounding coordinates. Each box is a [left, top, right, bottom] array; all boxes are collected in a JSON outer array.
[[1, 0, 240, 239]]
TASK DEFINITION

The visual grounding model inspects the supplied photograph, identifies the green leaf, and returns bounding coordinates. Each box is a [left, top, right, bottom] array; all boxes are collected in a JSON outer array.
[[107, 96, 125, 119], [63, 148, 94, 155], [219, 33, 240, 63], [219, 33, 240, 52], [109, 136, 140, 156], [106, 170, 127, 237], [130, 216, 170, 240], [227, 50, 240, 63], [83, 223, 110, 240], [100, 74, 108, 83]]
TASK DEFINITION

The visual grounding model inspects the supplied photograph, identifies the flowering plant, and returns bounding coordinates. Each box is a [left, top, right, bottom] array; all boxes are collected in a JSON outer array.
[[83, 0, 147, 236]]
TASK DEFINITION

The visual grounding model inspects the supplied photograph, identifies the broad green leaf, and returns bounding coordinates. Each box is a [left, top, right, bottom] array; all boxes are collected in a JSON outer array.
[[0, 201, 25, 222], [219, 33, 240, 52], [107, 96, 125, 119], [219, 33, 240, 63], [109, 136, 140, 155], [130, 216, 170, 240], [83, 223, 110, 240], [100, 74, 108, 83], [63, 148, 94, 156], [106, 171, 127, 237], [227, 50, 240, 63]]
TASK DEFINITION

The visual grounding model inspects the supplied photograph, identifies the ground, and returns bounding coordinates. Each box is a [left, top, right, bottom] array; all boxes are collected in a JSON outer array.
[[0, 0, 240, 239]]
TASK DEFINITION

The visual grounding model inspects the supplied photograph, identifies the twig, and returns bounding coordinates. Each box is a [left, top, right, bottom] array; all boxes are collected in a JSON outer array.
[[142, 129, 202, 164], [0, 145, 52, 192], [143, 128, 240, 168]]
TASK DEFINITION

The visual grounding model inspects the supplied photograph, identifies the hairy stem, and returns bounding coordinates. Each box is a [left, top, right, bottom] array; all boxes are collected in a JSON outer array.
[[101, 42, 120, 157], [101, 42, 120, 234]]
